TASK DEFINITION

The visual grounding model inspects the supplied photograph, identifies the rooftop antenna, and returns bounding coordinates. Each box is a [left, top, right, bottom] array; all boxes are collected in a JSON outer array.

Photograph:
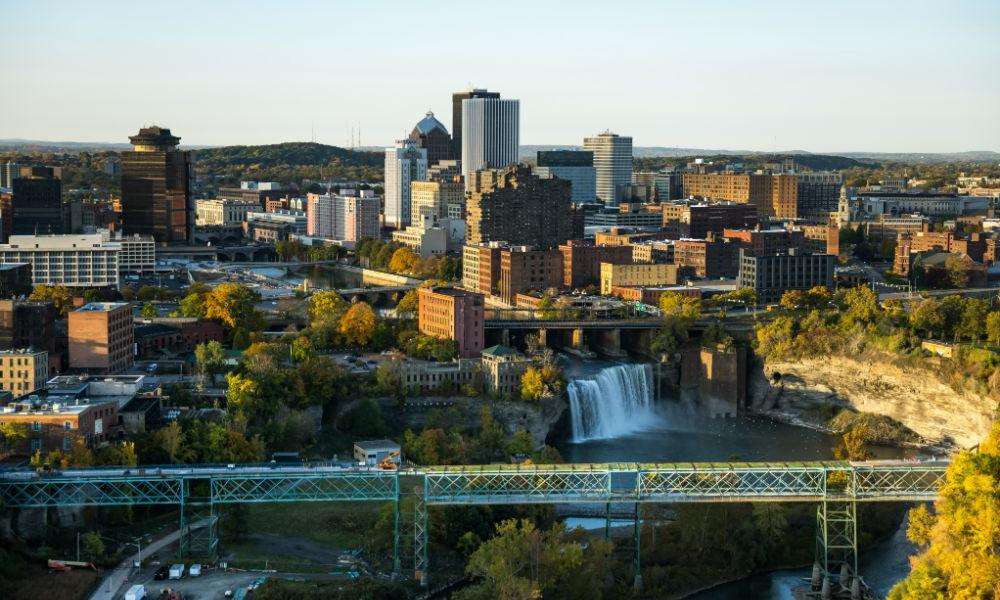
[[311, 122, 315, 143]]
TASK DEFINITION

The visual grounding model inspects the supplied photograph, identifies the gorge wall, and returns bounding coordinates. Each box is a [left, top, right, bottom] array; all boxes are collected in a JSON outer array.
[[750, 354, 997, 448]]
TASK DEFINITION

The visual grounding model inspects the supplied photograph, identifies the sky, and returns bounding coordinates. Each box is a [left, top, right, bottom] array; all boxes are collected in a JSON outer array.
[[2, 0, 999, 152]]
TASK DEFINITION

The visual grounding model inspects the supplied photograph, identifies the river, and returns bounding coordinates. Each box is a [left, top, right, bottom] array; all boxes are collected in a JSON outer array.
[[554, 359, 918, 599]]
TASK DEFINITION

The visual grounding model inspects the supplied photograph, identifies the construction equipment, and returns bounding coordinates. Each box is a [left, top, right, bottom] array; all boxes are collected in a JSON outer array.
[[378, 451, 401, 470], [47, 559, 96, 572]]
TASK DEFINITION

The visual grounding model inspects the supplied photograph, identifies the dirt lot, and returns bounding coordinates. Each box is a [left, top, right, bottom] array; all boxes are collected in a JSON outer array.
[[7, 567, 99, 600]]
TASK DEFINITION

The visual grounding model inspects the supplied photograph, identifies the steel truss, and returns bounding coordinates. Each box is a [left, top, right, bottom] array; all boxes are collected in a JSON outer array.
[[638, 463, 827, 501], [209, 473, 397, 503], [0, 477, 182, 507], [424, 465, 614, 504], [180, 502, 219, 559], [816, 501, 857, 587]]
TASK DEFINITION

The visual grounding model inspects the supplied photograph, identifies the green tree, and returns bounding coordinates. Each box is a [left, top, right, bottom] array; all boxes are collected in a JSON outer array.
[[910, 297, 945, 338], [290, 335, 315, 362], [944, 254, 971, 288], [339, 302, 376, 347], [842, 285, 880, 325], [395, 289, 419, 317], [888, 422, 1000, 599], [659, 292, 702, 320], [986, 311, 1000, 344], [141, 302, 157, 319], [179, 291, 207, 318], [194, 340, 226, 378], [80, 532, 105, 562], [956, 298, 989, 342]]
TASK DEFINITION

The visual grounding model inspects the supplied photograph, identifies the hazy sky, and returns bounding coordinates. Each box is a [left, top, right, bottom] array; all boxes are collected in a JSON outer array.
[[3, 0, 998, 152]]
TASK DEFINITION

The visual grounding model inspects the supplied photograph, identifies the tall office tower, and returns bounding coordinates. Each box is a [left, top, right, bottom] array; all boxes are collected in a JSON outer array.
[[11, 166, 63, 235], [466, 165, 573, 250], [584, 132, 633, 205], [384, 140, 427, 229], [408, 111, 452, 167], [0, 162, 21, 189], [461, 97, 520, 185], [451, 88, 500, 160], [796, 172, 844, 220], [121, 126, 193, 244], [534, 150, 596, 204]]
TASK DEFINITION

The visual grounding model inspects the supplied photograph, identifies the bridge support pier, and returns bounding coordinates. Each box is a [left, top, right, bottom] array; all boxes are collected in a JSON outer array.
[[572, 328, 585, 352], [501, 329, 510, 347], [179, 501, 218, 560], [815, 501, 857, 590], [633, 502, 642, 591], [414, 492, 429, 586]]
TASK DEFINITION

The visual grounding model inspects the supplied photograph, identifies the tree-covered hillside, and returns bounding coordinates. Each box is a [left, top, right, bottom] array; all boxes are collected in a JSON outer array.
[[193, 142, 383, 187]]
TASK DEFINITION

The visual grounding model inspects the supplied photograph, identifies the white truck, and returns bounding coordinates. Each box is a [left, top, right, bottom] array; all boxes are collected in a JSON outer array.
[[189, 563, 201, 577], [124, 584, 146, 600], [169, 563, 184, 579]]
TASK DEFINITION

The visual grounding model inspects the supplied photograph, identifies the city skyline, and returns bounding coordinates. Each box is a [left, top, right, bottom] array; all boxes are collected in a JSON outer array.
[[2, 0, 998, 152]]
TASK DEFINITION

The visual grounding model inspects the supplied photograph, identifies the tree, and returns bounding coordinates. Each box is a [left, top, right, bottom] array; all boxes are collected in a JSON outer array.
[[986, 311, 1000, 344], [944, 255, 971, 288], [520, 367, 545, 401], [842, 285, 879, 325], [396, 289, 419, 317], [388, 247, 418, 274], [910, 297, 945, 338], [956, 298, 989, 342], [458, 519, 612, 600], [659, 292, 701, 320], [179, 291, 207, 318], [290, 336, 315, 362], [29, 284, 72, 317], [309, 290, 345, 323], [141, 302, 157, 319], [0, 422, 27, 455], [154, 421, 188, 463], [339, 302, 376, 347], [204, 283, 263, 330], [713, 288, 758, 308], [194, 340, 226, 379], [375, 361, 404, 399], [779, 289, 807, 310], [80, 532, 105, 562], [888, 422, 1000, 599]]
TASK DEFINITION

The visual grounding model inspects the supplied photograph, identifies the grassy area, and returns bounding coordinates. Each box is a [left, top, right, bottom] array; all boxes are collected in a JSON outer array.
[[235, 502, 384, 548]]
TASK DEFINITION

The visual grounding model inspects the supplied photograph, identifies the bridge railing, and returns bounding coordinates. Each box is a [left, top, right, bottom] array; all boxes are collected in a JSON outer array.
[[211, 472, 398, 504], [423, 464, 616, 505], [638, 463, 829, 502]]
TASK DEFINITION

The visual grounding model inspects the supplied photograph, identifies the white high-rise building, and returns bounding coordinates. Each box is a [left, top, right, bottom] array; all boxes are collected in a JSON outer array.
[[0, 234, 121, 288], [384, 140, 427, 229], [461, 97, 520, 186], [584, 132, 633, 205]]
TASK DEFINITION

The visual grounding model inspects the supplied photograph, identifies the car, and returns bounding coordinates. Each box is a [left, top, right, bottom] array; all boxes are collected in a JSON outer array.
[[153, 566, 168, 581]]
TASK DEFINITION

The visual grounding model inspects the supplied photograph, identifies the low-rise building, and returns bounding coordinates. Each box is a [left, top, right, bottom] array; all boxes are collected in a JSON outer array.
[[0, 349, 47, 397], [600, 262, 680, 295], [558, 240, 633, 289], [610, 285, 700, 305], [500, 247, 563, 304], [737, 249, 835, 304], [0, 234, 120, 288], [195, 198, 260, 227], [0, 398, 117, 454], [674, 237, 739, 279], [396, 358, 480, 394], [482, 345, 532, 400], [354, 439, 401, 466]]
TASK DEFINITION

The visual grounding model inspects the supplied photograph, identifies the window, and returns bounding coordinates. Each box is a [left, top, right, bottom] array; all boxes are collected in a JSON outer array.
[[30, 439, 41, 451], [64, 421, 72, 431], [31, 421, 41, 432]]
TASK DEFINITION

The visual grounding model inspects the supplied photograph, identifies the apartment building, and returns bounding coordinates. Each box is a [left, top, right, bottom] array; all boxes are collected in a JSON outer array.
[[0, 234, 120, 288], [417, 287, 485, 359], [600, 262, 679, 295], [68, 302, 134, 374], [0, 349, 48, 396]]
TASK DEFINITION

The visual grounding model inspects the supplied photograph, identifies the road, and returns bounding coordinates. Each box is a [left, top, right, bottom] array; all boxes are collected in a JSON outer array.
[[88, 528, 181, 600]]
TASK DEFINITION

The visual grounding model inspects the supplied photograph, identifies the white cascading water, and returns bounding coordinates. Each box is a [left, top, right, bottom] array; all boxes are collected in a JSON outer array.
[[567, 363, 656, 442]]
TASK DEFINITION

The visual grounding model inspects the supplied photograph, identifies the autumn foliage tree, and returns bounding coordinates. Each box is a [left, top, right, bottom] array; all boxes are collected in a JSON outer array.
[[338, 301, 376, 347], [888, 422, 1000, 598]]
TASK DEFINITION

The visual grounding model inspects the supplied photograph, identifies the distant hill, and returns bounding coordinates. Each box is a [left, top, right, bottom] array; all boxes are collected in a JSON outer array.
[[192, 142, 383, 185]]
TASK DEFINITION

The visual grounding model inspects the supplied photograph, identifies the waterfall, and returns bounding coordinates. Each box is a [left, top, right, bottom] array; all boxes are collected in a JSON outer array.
[[567, 363, 656, 442]]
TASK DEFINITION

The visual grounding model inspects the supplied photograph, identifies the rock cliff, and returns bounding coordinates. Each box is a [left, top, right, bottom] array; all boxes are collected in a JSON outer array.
[[750, 354, 997, 448]]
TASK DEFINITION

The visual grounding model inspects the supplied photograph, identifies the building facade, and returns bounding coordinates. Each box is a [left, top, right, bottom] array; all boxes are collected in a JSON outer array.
[[583, 132, 632, 205], [482, 345, 532, 399], [0, 234, 120, 288], [461, 97, 520, 185], [409, 111, 452, 166], [12, 166, 63, 235], [0, 263, 32, 298], [68, 302, 134, 374], [737, 249, 835, 304], [0, 399, 118, 454], [417, 287, 485, 359], [499, 247, 563, 304], [121, 126, 193, 244], [195, 198, 260, 227], [558, 240, 633, 289], [0, 349, 47, 397], [384, 140, 428, 229], [306, 190, 380, 242], [466, 165, 574, 250], [600, 262, 679, 295], [535, 150, 596, 204]]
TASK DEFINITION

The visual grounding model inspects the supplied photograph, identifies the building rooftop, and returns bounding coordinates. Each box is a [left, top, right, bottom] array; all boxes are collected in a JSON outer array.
[[128, 126, 181, 150], [482, 344, 521, 358], [76, 302, 130, 312], [0, 348, 45, 356], [412, 111, 449, 136], [354, 439, 400, 451], [0, 262, 29, 271]]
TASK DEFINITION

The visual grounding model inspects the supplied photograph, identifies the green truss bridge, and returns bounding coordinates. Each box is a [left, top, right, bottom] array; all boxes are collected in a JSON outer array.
[[0, 460, 947, 593]]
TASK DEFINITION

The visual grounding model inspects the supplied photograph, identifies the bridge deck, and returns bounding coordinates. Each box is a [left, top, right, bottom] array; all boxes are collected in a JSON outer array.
[[0, 461, 947, 508]]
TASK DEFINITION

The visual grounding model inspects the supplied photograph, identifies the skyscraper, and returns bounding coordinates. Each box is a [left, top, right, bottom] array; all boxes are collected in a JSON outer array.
[[12, 166, 63, 235], [121, 126, 193, 244], [461, 97, 519, 185], [534, 150, 596, 204], [451, 88, 499, 160], [584, 132, 633, 205], [306, 190, 380, 242], [0, 162, 21, 189], [408, 111, 452, 167], [384, 139, 427, 229]]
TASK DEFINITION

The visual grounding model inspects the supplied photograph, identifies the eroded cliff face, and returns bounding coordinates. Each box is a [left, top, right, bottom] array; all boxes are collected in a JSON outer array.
[[750, 354, 997, 448]]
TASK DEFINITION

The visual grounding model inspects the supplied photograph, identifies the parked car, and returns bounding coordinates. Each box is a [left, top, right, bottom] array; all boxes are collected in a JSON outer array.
[[189, 563, 201, 577], [153, 566, 168, 581]]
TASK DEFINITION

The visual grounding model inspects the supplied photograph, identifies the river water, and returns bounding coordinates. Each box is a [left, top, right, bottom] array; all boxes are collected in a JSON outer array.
[[555, 359, 917, 599]]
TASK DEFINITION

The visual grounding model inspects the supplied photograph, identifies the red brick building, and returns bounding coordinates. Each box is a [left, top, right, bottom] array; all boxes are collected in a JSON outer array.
[[558, 240, 634, 289], [68, 302, 134, 374], [417, 287, 485, 359]]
